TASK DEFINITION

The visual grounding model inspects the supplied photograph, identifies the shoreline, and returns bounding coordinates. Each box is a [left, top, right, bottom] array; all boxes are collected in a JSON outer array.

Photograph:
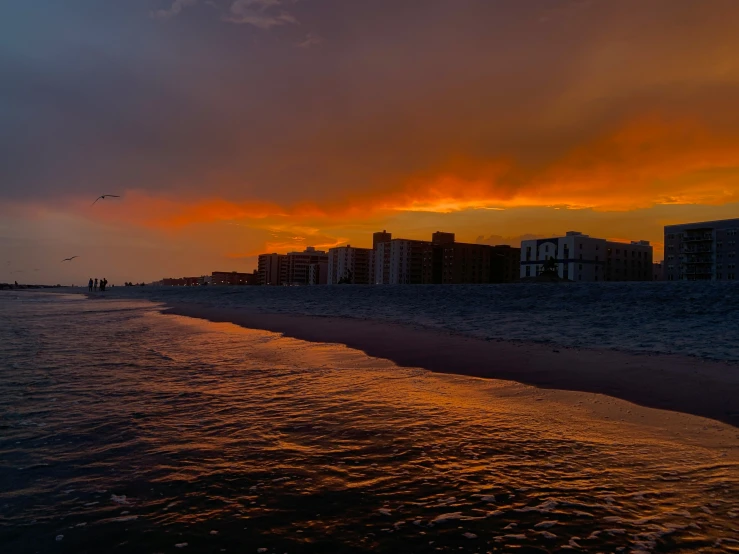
[[163, 302, 739, 428]]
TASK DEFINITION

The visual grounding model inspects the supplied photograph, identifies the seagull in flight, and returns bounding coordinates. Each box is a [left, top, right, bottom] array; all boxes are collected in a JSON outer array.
[[61, 256, 79, 262], [92, 194, 121, 206]]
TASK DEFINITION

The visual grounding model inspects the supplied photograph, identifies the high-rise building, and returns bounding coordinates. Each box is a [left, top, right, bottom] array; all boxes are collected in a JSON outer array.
[[436, 241, 491, 284], [490, 245, 521, 283], [431, 231, 455, 245], [375, 239, 433, 284], [664, 218, 739, 281], [327, 245, 375, 284], [520, 231, 653, 282], [258, 253, 287, 286], [308, 262, 328, 285], [285, 247, 329, 285], [373, 230, 392, 250]]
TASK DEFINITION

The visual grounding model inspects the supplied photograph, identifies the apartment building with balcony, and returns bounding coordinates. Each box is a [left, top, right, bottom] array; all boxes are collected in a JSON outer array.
[[327, 245, 375, 284], [308, 262, 328, 285], [664, 218, 739, 281], [490, 245, 521, 283], [257, 253, 287, 286], [375, 239, 434, 284], [285, 247, 329, 286], [520, 231, 653, 281]]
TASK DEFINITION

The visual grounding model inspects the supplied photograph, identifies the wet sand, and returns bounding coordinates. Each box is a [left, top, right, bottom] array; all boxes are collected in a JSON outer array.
[[164, 303, 739, 428]]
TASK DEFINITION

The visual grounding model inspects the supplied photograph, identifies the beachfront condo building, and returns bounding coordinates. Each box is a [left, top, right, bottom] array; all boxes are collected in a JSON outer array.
[[257, 253, 286, 286], [375, 239, 434, 284], [490, 245, 521, 283], [520, 232, 653, 282], [307, 262, 328, 285], [434, 240, 492, 284], [285, 247, 329, 286], [327, 245, 375, 284], [373, 230, 392, 249], [372, 232, 521, 285], [257, 247, 328, 285], [664, 218, 739, 281]]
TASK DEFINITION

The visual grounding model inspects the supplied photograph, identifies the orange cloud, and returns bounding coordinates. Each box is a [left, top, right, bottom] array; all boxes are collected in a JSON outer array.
[[68, 115, 739, 241]]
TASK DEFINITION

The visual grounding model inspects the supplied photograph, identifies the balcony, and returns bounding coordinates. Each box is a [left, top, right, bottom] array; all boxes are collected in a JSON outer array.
[[683, 234, 713, 242]]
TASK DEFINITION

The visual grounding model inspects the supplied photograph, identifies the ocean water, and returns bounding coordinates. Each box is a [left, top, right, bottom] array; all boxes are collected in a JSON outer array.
[[1, 291, 738, 553], [98, 282, 739, 361]]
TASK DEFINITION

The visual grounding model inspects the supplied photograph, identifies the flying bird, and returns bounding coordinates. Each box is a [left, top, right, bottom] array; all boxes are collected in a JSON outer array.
[[61, 256, 79, 262], [92, 194, 121, 206]]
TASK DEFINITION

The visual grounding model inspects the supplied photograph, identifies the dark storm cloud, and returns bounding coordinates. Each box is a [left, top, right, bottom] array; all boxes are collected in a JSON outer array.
[[2, 0, 739, 209]]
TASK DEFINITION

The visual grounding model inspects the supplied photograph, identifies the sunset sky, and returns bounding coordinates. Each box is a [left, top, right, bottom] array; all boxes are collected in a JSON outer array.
[[2, 0, 739, 284]]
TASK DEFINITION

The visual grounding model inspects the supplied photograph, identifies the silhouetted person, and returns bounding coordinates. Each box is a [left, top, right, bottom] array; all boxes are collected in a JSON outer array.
[[94, 278, 98, 291], [101, 278, 107, 292], [88, 278, 93, 292]]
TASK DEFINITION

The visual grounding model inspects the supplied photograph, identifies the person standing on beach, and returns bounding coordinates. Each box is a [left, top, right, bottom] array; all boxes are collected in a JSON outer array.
[[88, 278, 93, 292], [101, 278, 107, 292], [94, 278, 98, 291]]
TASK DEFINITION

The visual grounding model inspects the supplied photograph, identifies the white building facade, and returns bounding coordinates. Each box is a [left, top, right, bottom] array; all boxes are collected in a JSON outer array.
[[520, 232, 653, 282], [327, 246, 374, 285]]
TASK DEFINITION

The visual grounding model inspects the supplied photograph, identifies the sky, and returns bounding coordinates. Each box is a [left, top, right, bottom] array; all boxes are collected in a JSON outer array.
[[2, 0, 739, 284]]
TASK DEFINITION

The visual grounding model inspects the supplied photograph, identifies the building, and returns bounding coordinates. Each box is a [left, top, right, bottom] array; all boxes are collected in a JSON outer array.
[[490, 245, 521, 283], [160, 276, 203, 286], [308, 263, 328, 285], [285, 247, 329, 286], [652, 262, 664, 281], [211, 270, 258, 286], [373, 230, 392, 249], [327, 245, 375, 284], [664, 218, 739, 281], [258, 253, 287, 286], [520, 231, 653, 282], [432, 231, 456, 245], [435, 241, 491, 284], [375, 239, 433, 284]]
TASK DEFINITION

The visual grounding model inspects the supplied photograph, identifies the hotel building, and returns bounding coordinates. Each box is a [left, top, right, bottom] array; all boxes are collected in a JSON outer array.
[[327, 245, 375, 284], [664, 218, 739, 281], [520, 231, 653, 281]]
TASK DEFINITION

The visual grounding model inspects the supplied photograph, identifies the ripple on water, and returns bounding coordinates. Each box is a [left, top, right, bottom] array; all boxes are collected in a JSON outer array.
[[0, 292, 737, 553]]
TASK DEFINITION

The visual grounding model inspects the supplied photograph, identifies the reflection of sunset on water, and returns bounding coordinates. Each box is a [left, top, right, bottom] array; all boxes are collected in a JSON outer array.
[[1, 293, 736, 552]]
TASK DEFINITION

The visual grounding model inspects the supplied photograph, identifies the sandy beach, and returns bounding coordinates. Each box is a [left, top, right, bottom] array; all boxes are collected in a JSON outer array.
[[165, 302, 739, 428]]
